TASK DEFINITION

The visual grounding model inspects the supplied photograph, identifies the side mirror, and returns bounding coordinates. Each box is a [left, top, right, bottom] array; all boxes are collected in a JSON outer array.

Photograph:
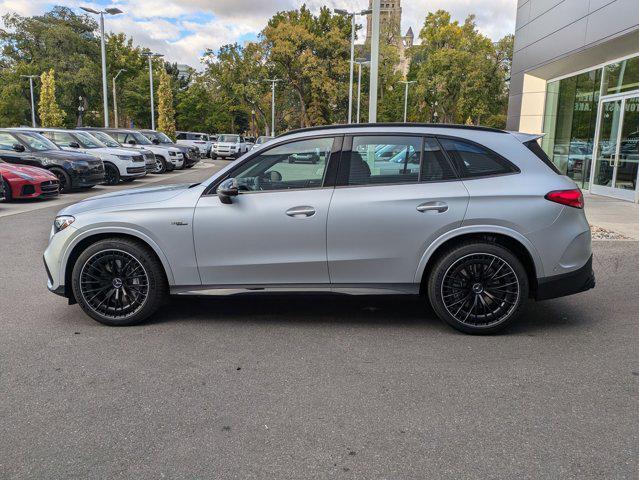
[[69, 142, 80, 149], [152, 139, 160, 145], [128, 139, 136, 145], [12, 144, 26, 153], [218, 178, 239, 204]]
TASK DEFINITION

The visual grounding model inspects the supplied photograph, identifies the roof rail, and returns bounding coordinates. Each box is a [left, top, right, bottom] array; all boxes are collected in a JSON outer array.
[[278, 122, 507, 138]]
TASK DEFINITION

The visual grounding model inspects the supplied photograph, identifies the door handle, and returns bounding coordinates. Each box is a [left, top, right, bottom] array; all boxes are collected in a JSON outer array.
[[417, 201, 448, 213], [286, 206, 316, 218]]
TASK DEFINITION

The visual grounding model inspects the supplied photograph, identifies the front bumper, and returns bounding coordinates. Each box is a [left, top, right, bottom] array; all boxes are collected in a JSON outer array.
[[70, 168, 105, 188], [535, 255, 595, 301], [125, 166, 147, 176], [11, 179, 60, 199]]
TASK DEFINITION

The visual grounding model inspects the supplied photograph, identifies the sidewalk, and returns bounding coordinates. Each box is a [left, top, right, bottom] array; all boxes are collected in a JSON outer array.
[[584, 192, 639, 240]]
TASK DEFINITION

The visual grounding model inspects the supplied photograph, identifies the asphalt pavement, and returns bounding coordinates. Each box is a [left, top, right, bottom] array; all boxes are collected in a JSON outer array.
[[0, 164, 637, 479]]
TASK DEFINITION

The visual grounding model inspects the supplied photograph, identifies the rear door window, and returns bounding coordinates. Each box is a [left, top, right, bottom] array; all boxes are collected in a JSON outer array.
[[439, 137, 518, 178]]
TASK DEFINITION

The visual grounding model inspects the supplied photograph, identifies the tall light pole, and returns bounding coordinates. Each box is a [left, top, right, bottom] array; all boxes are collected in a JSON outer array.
[[81, 6, 123, 127], [354, 59, 369, 124], [112, 69, 126, 128], [143, 52, 164, 130], [263, 79, 281, 136], [399, 80, 416, 123], [368, 0, 381, 123], [20, 75, 38, 127], [334, 8, 372, 124]]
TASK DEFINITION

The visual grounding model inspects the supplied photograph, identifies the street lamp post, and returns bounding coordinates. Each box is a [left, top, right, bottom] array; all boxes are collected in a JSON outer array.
[[112, 69, 126, 128], [263, 79, 281, 136], [399, 80, 416, 123], [20, 75, 38, 127], [354, 59, 370, 124], [335, 8, 372, 124], [369, 0, 381, 123], [143, 52, 164, 130], [80, 6, 123, 127]]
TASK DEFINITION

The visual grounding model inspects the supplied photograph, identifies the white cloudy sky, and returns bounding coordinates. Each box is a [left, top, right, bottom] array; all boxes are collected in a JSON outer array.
[[0, 0, 518, 67]]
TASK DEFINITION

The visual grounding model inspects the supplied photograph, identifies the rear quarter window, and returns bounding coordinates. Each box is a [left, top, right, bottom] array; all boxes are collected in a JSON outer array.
[[439, 137, 518, 178], [523, 139, 562, 174]]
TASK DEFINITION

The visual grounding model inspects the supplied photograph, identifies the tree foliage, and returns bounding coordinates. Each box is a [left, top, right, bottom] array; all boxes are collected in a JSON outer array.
[[38, 69, 66, 127]]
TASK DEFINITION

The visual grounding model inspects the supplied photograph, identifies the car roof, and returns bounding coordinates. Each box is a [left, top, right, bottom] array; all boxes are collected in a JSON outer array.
[[279, 123, 507, 138]]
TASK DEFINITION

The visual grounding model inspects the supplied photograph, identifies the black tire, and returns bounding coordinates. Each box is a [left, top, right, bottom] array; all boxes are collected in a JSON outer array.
[[49, 167, 72, 193], [154, 156, 167, 174], [103, 163, 120, 185], [427, 242, 529, 335], [2, 178, 12, 201], [71, 238, 167, 326]]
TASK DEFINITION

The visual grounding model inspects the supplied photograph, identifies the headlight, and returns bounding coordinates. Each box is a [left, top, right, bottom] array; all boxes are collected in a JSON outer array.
[[169, 151, 176, 156], [116, 154, 134, 161], [54, 215, 75, 233]]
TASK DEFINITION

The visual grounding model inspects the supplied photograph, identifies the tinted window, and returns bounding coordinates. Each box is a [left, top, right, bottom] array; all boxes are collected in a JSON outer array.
[[176, 132, 186, 140], [524, 139, 562, 174], [48, 131, 75, 147], [230, 137, 333, 192], [14, 132, 59, 151], [218, 135, 239, 143], [421, 138, 457, 182], [439, 138, 517, 178], [0, 132, 17, 151], [346, 136, 422, 185]]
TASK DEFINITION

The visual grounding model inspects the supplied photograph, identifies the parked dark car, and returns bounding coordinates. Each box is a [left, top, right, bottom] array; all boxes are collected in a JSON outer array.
[[139, 129, 200, 168], [0, 172, 4, 201], [0, 129, 104, 193]]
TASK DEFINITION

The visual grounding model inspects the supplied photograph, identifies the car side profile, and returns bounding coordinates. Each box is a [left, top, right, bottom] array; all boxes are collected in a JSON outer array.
[[44, 124, 595, 334]]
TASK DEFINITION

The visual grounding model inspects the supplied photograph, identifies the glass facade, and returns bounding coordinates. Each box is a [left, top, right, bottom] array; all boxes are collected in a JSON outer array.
[[542, 54, 639, 196], [542, 69, 601, 188]]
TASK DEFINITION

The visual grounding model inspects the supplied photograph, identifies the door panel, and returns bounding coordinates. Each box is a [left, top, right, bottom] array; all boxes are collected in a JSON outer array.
[[615, 96, 639, 192], [193, 189, 333, 285]]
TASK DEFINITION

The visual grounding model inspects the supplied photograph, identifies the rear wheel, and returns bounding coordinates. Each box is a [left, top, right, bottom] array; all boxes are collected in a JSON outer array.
[[103, 163, 120, 185], [2, 178, 12, 201], [71, 238, 167, 326], [427, 242, 528, 334], [49, 167, 72, 193]]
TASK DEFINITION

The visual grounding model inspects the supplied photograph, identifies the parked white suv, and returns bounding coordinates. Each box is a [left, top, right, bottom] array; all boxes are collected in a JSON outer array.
[[176, 131, 211, 158], [88, 128, 184, 174], [19, 128, 146, 185], [80, 129, 156, 174], [212, 134, 248, 159]]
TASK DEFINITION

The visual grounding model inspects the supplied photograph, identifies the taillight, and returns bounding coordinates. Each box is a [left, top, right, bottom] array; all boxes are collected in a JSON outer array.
[[545, 189, 584, 209]]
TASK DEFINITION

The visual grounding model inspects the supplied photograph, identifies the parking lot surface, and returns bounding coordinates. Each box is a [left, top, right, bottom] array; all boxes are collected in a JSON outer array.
[[1, 164, 637, 479]]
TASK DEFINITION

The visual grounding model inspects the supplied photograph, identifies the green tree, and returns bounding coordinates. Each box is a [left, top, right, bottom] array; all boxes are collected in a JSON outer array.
[[409, 10, 508, 126], [157, 69, 176, 138], [38, 69, 66, 127]]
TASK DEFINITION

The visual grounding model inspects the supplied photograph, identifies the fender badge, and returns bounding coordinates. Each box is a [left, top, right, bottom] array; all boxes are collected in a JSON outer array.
[[171, 221, 189, 226]]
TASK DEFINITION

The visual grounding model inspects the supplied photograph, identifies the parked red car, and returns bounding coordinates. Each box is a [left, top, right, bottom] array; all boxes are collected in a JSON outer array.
[[0, 161, 59, 201]]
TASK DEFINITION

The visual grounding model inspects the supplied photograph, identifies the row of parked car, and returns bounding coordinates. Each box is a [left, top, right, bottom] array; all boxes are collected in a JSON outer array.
[[176, 131, 274, 159], [0, 127, 202, 202]]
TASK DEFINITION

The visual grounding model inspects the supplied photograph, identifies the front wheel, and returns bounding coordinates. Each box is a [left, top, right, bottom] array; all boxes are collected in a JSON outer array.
[[427, 242, 528, 334], [103, 163, 120, 185], [154, 156, 167, 174], [71, 238, 167, 326], [49, 167, 72, 193], [2, 178, 12, 201]]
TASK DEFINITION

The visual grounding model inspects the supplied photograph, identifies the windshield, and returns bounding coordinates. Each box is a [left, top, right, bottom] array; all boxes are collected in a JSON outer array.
[[144, 131, 173, 143], [129, 131, 153, 145], [14, 132, 59, 151], [218, 135, 239, 143], [74, 131, 106, 149], [90, 131, 121, 148]]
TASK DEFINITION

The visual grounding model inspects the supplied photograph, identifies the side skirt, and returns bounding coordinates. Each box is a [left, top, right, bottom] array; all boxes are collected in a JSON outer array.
[[170, 283, 420, 296]]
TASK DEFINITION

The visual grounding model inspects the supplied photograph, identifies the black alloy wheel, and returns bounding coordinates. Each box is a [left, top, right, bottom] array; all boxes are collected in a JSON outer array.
[[103, 163, 120, 185], [2, 178, 12, 201], [72, 238, 167, 326], [428, 242, 528, 334]]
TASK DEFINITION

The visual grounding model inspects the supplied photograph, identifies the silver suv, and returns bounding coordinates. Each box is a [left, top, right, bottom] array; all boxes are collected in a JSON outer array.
[[43, 124, 595, 334]]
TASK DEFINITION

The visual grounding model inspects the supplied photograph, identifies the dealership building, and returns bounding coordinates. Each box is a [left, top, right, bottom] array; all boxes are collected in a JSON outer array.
[[507, 0, 639, 202]]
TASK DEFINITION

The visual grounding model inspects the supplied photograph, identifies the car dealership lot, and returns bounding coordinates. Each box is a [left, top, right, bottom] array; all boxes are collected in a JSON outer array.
[[0, 164, 637, 479]]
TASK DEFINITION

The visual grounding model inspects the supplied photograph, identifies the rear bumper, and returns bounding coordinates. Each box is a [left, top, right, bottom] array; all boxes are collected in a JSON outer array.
[[535, 255, 595, 301]]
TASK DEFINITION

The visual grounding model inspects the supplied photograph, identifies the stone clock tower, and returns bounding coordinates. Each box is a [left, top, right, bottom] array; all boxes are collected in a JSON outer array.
[[365, 0, 414, 75]]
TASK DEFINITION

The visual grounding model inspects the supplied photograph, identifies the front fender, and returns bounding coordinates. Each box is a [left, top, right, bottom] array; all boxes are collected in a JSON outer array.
[[59, 224, 176, 286], [413, 225, 545, 283]]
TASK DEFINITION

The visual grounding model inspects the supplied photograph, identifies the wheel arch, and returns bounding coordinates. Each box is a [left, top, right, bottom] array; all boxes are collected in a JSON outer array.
[[415, 227, 543, 296], [62, 228, 175, 303]]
